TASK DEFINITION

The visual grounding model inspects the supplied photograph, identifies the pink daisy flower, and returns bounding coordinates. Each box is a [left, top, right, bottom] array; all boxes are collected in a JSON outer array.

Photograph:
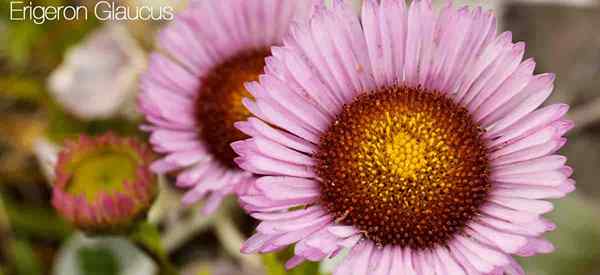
[[138, 0, 312, 213], [234, 1, 574, 274]]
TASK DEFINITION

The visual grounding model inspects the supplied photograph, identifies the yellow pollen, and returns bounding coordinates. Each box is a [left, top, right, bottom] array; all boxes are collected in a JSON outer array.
[[383, 131, 429, 180], [316, 86, 491, 249]]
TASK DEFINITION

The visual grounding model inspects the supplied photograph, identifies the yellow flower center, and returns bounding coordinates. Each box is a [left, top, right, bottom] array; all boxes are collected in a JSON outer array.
[[316, 86, 491, 249], [67, 148, 139, 201]]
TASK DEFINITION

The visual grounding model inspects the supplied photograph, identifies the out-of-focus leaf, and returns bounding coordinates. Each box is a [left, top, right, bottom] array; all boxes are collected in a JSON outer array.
[[294, 261, 322, 275], [262, 253, 286, 275], [130, 222, 165, 261], [519, 194, 600, 275], [195, 266, 211, 275], [77, 246, 120, 275], [290, 261, 322, 275], [3, 196, 72, 239], [130, 222, 178, 275], [262, 252, 324, 275], [12, 238, 43, 275], [0, 76, 46, 102], [46, 102, 87, 142], [5, 22, 44, 68], [2, 0, 100, 71], [46, 101, 142, 143]]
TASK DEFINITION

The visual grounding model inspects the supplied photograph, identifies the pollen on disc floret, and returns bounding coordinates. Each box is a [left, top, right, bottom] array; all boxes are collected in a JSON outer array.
[[315, 86, 491, 249]]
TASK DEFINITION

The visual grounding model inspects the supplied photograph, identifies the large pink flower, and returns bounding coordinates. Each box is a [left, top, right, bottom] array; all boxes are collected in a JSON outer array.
[[234, 1, 574, 274], [138, 0, 312, 213]]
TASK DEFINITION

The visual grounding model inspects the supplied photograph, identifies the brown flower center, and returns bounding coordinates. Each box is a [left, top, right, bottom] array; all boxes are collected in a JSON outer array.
[[315, 86, 491, 249], [195, 49, 269, 169]]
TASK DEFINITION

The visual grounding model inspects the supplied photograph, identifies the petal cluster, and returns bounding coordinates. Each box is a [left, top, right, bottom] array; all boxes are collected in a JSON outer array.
[[234, 1, 574, 274], [138, 0, 312, 213]]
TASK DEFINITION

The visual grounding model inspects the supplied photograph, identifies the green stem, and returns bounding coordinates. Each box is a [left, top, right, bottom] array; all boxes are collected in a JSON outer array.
[[129, 222, 179, 275]]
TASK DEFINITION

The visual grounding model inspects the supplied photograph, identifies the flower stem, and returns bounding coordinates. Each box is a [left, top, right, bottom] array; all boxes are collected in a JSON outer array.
[[130, 222, 179, 275]]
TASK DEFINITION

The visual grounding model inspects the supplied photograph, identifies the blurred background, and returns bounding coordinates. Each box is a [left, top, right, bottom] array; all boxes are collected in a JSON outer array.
[[1, 0, 599, 274]]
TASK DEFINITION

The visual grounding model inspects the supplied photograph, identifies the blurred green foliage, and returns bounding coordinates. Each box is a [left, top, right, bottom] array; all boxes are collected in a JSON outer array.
[[130, 222, 165, 261], [46, 101, 142, 143], [0, 0, 141, 143], [0, 77, 47, 104], [519, 195, 600, 275], [11, 239, 43, 275], [77, 246, 120, 275], [3, 196, 72, 239], [262, 250, 324, 275], [1, 0, 99, 71], [130, 222, 178, 275], [0, 2, 117, 274]]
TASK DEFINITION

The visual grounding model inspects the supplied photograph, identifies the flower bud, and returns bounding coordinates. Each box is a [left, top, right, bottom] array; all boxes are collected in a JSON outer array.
[[52, 133, 157, 233]]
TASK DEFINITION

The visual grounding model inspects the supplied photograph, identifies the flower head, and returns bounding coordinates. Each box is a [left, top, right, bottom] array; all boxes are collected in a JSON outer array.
[[137, 0, 312, 213], [235, 1, 574, 274], [52, 133, 157, 232]]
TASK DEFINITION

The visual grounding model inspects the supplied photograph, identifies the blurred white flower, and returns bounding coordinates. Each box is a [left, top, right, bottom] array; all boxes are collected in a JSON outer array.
[[48, 24, 146, 120]]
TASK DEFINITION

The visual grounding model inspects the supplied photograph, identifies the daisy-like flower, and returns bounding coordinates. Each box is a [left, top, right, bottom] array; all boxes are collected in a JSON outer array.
[[235, 1, 574, 274], [138, 0, 312, 213], [52, 133, 157, 233]]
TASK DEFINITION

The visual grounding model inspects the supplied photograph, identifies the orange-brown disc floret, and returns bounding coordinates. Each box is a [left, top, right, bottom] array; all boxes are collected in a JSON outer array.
[[195, 49, 269, 169], [315, 86, 491, 249]]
